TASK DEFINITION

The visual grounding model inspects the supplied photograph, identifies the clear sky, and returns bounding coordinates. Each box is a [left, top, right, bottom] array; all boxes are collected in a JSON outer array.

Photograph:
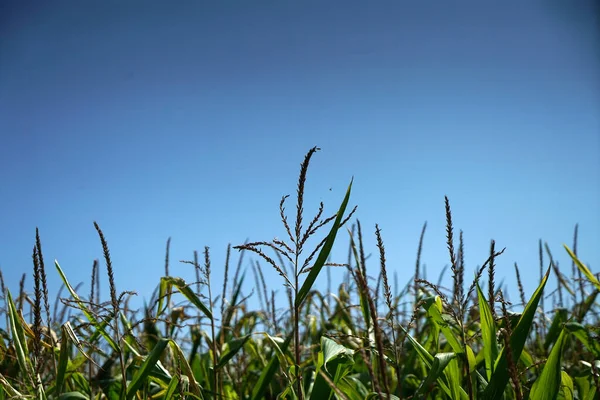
[[1, 2, 598, 318]]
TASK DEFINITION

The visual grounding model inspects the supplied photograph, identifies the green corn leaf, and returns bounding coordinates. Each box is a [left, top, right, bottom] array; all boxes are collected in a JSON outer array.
[[85, 313, 115, 351], [157, 277, 169, 317], [159, 277, 213, 321], [520, 349, 535, 369], [483, 267, 551, 400], [544, 308, 568, 350], [445, 357, 463, 400], [477, 283, 498, 381], [57, 392, 90, 400], [576, 289, 599, 323], [321, 336, 354, 372], [564, 245, 600, 291], [169, 339, 203, 397], [400, 325, 468, 400], [466, 345, 477, 373], [55, 260, 119, 352], [71, 372, 91, 395], [309, 337, 355, 400], [34, 375, 47, 400], [119, 310, 137, 350], [163, 374, 180, 400], [55, 324, 72, 395], [584, 387, 597, 400], [415, 352, 456, 398], [218, 271, 246, 343], [251, 332, 293, 400], [365, 393, 400, 400], [216, 335, 251, 370], [558, 371, 574, 400], [348, 232, 371, 332], [530, 328, 569, 400], [122, 336, 172, 382], [0, 372, 25, 398], [62, 321, 98, 368], [296, 179, 352, 308], [6, 290, 34, 389], [337, 376, 369, 400], [127, 338, 170, 400], [565, 322, 600, 358], [423, 296, 463, 354]]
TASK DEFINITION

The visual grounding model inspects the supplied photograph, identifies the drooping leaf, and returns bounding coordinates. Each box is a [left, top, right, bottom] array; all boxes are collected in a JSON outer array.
[[55, 260, 119, 352], [321, 336, 354, 372], [159, 277, 213, 321]]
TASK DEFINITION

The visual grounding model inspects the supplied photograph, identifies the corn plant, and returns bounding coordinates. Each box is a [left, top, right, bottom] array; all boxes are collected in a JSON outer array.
[[0, 147, 597, 400]]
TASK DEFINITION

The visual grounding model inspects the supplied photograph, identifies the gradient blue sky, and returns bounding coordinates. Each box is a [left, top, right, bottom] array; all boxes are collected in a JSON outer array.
[[1, 2, 598, 316]]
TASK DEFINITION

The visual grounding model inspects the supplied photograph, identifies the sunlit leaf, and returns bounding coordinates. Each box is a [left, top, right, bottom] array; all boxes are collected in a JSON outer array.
[[530, 329, 569, 400]]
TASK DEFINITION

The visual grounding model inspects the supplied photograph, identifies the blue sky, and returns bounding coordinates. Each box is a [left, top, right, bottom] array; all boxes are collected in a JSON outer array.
[[1, 2, 598, 318]]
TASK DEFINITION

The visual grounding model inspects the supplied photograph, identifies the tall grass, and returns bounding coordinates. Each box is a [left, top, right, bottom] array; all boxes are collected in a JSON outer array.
[[0, 147, 598, 400]]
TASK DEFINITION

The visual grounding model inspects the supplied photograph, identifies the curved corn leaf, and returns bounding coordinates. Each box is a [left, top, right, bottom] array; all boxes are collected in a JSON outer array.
[[62, 321, 98, 368], [57, 392, 90, 400], [55, 260, 119, 352], [565, 322, 600, 358], [169, 339, 203, 397], [321, 336, 354, 372], [423, 296, 463, 354], [127, 338, 170, 400], [251, 332, 293, 400], [216, 335, 251, 370], [483, 267, 551, 400], [400, 325, 468, 400], [558, 371, 574, 400], [416, 352, 456, 398], [309, 337, 354, 400], [576, 289, 599, 323], [530, 328, 569, 400], [163, 374, 180, 400], [0, 371, 25, 398], [544, 308, 568, 350], [296, 179, 352, 308], [564, 245, 600, 290], [6, 289, 34, 389], [158, 277, 212, 321]]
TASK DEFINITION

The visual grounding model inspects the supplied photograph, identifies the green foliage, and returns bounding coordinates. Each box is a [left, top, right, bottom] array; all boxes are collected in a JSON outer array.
[[0, 148, 598, 400]]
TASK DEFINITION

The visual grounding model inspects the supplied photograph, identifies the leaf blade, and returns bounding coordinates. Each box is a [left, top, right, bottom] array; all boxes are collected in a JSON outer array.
[[296, 179, 352, 308]]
